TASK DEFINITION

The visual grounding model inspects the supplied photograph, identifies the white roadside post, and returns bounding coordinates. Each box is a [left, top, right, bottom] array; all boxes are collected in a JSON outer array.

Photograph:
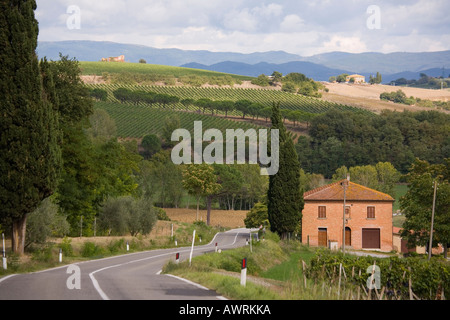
[[189, 230, 196, 266], [240, 258, 247, 287], [59, 248, 63, 263], [126, 241, 129, 252], [215, 242, 218, 253], [176, 252, 180, 264], [2, 233, 7, 270]]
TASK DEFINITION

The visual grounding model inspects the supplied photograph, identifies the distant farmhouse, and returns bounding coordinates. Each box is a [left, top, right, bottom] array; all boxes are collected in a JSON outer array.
[[101, 55, 125, 62], [346, 74, 365, 84]]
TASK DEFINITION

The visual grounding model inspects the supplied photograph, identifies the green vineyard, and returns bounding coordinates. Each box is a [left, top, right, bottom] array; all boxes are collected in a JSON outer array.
[[87, 83, 374, 117], [95, 101, 264, 138]]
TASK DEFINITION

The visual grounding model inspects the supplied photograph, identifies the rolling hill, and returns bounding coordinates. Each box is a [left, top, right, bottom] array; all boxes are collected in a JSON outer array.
[[180, 61, 351, 81], [38, 40, 450, 83]]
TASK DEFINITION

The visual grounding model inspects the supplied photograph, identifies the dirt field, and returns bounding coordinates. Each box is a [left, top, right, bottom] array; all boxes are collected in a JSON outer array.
[[323, 82, 450, 114], [164, 208, 247, 229], [325, 82, 450, 101]]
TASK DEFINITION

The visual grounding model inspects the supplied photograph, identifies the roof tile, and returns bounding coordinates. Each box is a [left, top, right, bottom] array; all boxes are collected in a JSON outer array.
[[304, 180, 395, 202]]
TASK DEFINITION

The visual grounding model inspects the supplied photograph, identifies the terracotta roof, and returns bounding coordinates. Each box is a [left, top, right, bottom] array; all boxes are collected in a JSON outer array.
[[393, 227, 402, 234], [304, 180, 395, 202]]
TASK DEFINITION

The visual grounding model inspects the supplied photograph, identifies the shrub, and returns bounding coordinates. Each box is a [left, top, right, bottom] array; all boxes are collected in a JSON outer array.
[[31, 244, 55, 263], [59, 237, 74, 257], [244, 202, 269, 229], [107, 238, 125, 254], [81, 241, 104, 257], [155, 207, 171, 221]]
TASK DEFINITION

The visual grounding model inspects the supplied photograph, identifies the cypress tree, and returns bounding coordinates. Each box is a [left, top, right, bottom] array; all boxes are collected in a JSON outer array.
[[0, 1, 61, 254], [267, 102, 304, 239]]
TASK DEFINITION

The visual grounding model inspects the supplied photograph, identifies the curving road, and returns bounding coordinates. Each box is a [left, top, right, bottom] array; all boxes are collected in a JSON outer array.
[[0, 228, 251, 300]]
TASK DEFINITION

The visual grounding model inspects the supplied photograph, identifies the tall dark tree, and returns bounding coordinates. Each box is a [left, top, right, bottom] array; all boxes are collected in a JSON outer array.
[[0, 1, 61, 254], [267, 103, 304, 239]]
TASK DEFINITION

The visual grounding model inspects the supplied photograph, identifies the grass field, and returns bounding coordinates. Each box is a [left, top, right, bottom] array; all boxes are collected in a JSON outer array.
[[79, 61, 252, 81], [164, 208, 248, 229]]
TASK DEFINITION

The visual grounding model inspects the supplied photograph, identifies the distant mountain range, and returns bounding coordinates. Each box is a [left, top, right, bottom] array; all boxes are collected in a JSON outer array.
[[37, 40, 450, 83]]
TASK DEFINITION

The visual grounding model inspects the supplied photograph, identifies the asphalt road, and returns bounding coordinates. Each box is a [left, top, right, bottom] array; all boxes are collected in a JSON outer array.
[[0, 228, 251, 300]]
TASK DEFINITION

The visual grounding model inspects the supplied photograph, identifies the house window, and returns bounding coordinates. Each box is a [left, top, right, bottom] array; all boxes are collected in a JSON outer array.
[[318, 206, 326, 219], [345, 206, 351, 219], [367, 206, 375, 219]]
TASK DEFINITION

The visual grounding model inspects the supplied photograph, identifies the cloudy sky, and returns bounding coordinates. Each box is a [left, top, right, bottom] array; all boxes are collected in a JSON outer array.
[[35, 0, 450, 57]]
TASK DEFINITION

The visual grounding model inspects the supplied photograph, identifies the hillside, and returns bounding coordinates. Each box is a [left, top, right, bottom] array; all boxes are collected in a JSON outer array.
[[181, 61, 350, 81], [322, 82, 450, 114], [39, 41, 450, 83]]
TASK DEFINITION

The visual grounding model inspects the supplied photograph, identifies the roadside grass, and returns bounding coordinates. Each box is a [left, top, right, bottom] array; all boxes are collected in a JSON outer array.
[[0, 220, 224, 277], [162, 233, 354, 300]]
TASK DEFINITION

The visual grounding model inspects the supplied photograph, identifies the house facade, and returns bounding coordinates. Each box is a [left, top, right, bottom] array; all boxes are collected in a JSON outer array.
[[101, 55, 125, 62], [301, 179, 394, 252], [346, 74, 365, 84]]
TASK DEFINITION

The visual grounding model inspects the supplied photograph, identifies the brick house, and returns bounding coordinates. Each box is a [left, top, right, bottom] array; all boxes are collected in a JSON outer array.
[[301, 179, 394, 252]]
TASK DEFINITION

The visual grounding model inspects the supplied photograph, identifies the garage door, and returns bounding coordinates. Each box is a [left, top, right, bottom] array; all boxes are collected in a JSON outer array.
[[362, 228, 380, 249]]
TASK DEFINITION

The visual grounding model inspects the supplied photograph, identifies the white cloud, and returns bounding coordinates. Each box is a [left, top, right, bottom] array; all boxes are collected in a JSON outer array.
[[322, 36, 368, 53], [280, 14, 304, 32], [35, 0, 450, 56]]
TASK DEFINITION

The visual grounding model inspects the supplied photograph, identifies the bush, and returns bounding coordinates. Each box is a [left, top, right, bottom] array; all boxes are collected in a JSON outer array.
[[59, 237, 74, 257], [244, 202, 269, 229], [26, 197, 70, 247], [98, 196, 157, 236], [155, 207, 171, 221], [81, 241, 104, 257], [31, 244, 55, 263], [107, 238, 126, 254], [282, 82, 296, 93]]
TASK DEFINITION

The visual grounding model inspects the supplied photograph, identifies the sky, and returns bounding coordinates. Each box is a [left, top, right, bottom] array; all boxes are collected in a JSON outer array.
[[35, 0, 450, 57]]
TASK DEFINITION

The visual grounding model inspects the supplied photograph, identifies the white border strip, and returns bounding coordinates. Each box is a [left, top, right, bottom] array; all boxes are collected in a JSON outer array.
[[89, 229, 245, 300], [0, 274, 16, 284], [164, 274, 228, 300]]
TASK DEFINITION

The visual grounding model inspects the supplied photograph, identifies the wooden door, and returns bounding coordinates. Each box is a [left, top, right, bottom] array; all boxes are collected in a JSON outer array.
[[345, 227, 351, 246], [362, 228, 380, 249], [318, 228, 327, 247]]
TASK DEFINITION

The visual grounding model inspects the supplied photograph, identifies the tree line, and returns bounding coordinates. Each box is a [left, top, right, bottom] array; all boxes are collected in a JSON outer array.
[[110, 87, 318, 125], [252, 71, 324, 98], [380, 89, 450, 111], [296, 109, 450, 178]]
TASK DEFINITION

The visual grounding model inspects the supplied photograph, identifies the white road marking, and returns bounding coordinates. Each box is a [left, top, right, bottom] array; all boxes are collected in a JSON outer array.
[[89, 229, 246, 300], [0, 274, 16, 284]]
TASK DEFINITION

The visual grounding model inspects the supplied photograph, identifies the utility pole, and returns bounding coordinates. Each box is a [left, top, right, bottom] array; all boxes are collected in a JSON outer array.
[[342, 177, 348, 255], [428, 180, 437, 261]]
